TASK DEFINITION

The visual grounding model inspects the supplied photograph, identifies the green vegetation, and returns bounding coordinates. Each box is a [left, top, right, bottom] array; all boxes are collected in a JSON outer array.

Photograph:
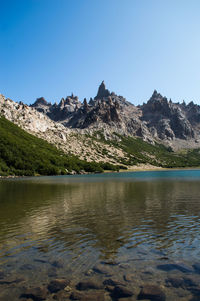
[[0, 117, 117, 176], [1, 117, 200, 177], [116, 135, 200, 167], [92, 131, 200, 168]]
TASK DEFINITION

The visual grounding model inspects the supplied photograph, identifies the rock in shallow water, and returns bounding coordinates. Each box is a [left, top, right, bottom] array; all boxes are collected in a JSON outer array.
[[157, 263, 192, 273], [103, 278, 125, 287], [76, 280, 103, 290], [0, 276, 24, 285], [20, 286, 48, 301], [48, 278, 70, 293], [166, 276, 197, 289], [53, 289, 71, 300], [70, 290, 107, 301], [93, 264, 113, 276], [138, 285, 166, 301], [112, 285, 134, 298]]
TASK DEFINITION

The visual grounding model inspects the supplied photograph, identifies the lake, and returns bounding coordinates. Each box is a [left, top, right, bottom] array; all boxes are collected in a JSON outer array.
[[0, 170, 200, 300]]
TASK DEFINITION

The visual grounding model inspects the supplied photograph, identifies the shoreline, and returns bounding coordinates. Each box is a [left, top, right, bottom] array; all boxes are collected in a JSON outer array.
[[120, 164, 200, 173], [1, 165, 200, 179]]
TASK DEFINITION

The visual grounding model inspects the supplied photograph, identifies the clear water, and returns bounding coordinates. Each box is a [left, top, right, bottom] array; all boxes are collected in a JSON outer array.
[[0, 170, 200, 300]]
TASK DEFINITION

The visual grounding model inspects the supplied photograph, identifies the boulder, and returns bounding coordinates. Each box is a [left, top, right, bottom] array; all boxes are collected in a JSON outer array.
[[20, 286, 48, 301], [138, 285, 166, 301], [48, 278, 70, 293], [76, 280, 103, 291], [112, 285, 134, 298]]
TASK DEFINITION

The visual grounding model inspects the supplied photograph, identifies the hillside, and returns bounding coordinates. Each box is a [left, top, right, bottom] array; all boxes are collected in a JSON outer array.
[[1, 82, 200, 176], [1, 115, 200, 177], [0, 117, 116, 176]]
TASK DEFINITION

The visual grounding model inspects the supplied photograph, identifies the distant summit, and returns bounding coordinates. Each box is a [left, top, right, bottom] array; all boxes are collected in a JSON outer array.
[[94, 81, 111, 100]]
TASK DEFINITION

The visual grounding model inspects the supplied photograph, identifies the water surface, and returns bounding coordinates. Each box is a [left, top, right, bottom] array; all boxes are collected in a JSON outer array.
[[0, 170, 200, 300]]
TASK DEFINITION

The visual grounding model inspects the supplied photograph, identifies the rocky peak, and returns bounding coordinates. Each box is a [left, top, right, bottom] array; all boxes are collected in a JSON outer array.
[[59, 98, 65, 108], [148, 90, 168, 105], [94, 81, 111, 100], [24, 82, 200, 147], [59, 95, 80, 107], [32, 97, 50, 107], [143, 90, 171, 117], [83, 98, 89, 113], [141, 91, 195, 140]]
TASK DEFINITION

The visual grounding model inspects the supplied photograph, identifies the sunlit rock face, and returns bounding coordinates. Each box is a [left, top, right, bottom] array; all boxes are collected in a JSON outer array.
[[1, 80, 200, 152], [29, 82, 200, 149], [140, 90, 194, 140]]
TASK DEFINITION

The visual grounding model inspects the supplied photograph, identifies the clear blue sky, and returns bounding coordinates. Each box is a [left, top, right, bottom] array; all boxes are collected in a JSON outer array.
[[1, 0, 200, 105]]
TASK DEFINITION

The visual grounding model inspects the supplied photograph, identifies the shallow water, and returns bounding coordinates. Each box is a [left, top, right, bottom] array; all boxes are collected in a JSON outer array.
[[0, 170, 200, 300]]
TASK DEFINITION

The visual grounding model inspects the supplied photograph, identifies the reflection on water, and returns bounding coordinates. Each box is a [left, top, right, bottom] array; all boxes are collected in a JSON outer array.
[[0, 170, 200, 300]]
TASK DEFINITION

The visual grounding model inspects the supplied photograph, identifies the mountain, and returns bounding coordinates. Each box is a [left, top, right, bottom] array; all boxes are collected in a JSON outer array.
[[31, 81, 200, 150], [1, 82, 200, 176], [0, 94, 133, 165]]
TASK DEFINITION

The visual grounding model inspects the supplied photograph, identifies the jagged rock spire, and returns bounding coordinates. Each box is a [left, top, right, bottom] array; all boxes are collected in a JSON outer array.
[[94, 81, 111, 100]]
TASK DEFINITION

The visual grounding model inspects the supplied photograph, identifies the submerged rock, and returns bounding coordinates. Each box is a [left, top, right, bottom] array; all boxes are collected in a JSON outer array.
[[157, 263, 192, 273], [53, 289, 71, 300], [112, 285, 134, 298], [0, 276, 24, 285], [70, 290, 107, 300], [85, 269, 94, 276], [138, 285, 166, 301], [20, 286, 48, 301], [166, 276, 197, 289], [103, 278, 125, 287], [76, 280, 103, 290], [70, 290, 84, 300], [48, 278, 70, 293], [93, 264, 113, 276]]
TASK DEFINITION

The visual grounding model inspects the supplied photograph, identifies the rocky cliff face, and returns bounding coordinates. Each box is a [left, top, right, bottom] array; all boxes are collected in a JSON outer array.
[[141, 90, 195, 140], [0, 94, 128, 164], [31, 81, 153, 142], [31, 82, 200, 149], [1, 81, 200, 155]]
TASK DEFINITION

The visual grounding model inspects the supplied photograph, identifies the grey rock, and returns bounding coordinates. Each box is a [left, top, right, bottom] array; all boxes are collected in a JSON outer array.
[[48, 278, 70, 293], [138, 285, 166, 301], [95, 81, 111, 100], [0, 276, 24, 285], [76, 280, 103, 291], [93, 264, 113, 276], [166, 276, 197, 289], [20, 286, 48, 301], [157, 263, 192, 273], [112, 285, 134, 298], [103, 278, 125, 287], [70, 291, 106, 301]]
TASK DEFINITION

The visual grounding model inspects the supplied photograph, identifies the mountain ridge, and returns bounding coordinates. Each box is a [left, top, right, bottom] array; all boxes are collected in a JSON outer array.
[[30, 81, 200, 150], [1, 83, 200, 174]]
